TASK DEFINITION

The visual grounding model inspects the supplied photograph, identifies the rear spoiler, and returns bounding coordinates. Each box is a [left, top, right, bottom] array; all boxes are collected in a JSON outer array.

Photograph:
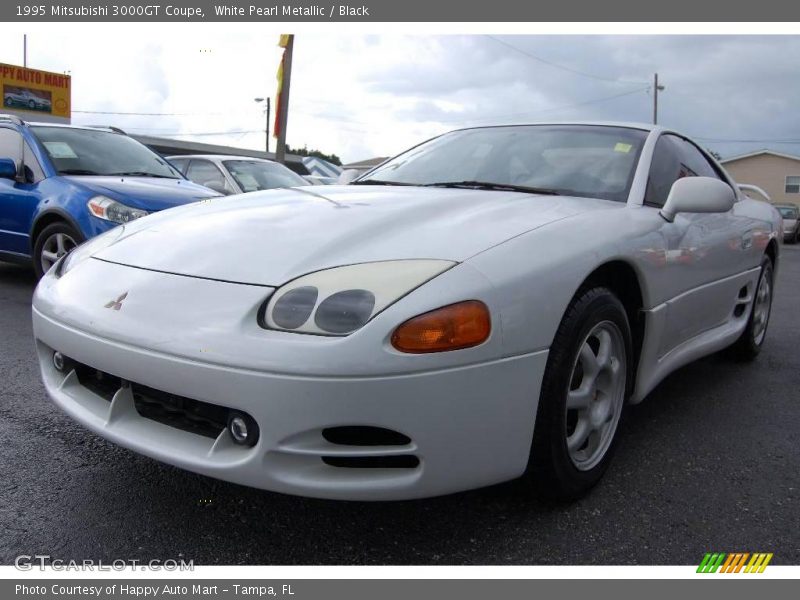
[[738, 183, 771, 202]]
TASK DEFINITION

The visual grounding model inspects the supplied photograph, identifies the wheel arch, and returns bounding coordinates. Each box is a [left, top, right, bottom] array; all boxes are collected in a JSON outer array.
[[573, 260, 646, 395], [30, 209, 83, 251], [765, 237, 778, 266]]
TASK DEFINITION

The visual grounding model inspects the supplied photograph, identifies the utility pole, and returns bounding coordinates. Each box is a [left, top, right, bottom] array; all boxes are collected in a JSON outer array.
[[653, 73, 665, 125], [275, 35, 294, 165], [23, 34, 27, 67], [255, 97, 271, 153]]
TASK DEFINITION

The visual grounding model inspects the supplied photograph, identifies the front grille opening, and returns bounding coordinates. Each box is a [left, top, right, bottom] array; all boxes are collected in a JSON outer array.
[[132, 383, 229, 439], [321, 455, 420, 469], [734, 304, 746, 318], [738, 285, 749, 299], [73, 362, 122, 402], [322, 426, 411, 447]]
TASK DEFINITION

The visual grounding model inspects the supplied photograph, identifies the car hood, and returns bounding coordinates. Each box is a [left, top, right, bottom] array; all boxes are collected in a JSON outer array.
[[64, 175, 220, 211], [94, 185, 618, 286]]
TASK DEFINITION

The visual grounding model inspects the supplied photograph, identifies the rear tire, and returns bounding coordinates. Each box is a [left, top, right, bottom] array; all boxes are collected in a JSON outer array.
[[729, 254, 773, 361], [525, 287, 632, 501], [32, 222, 83, 279]]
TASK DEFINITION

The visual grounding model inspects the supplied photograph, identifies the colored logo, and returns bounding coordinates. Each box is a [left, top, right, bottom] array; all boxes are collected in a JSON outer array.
[[697, 552, 773, 573]]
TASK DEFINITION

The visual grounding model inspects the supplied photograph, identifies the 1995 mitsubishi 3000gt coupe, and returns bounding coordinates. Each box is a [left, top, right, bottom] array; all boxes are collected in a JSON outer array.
[[33, 123, 781, 501]]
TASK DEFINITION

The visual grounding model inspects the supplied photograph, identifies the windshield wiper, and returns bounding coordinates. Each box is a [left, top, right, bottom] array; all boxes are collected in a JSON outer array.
[[59, 169, 102, 176], [423, 181, 561, 195], [350, 179, 417, 186], [106, 171, 179, 179]]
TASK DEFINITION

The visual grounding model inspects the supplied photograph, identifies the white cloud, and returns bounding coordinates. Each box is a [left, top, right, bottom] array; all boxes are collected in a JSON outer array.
[[2, 30, 799, 162]]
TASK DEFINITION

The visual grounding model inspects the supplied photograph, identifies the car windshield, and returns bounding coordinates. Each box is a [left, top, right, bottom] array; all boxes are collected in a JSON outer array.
[[31, 126, 182, 178], [223, 160, 309, 192], [778, 207, 798, 218], [358, 125, 648, 202]]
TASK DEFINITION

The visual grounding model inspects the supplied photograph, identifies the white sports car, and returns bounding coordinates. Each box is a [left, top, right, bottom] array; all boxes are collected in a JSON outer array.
[[33, 123, 781, 501]]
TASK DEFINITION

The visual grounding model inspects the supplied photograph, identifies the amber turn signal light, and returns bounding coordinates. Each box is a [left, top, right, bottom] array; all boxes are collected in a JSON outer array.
[[391, 300, 491, 353]]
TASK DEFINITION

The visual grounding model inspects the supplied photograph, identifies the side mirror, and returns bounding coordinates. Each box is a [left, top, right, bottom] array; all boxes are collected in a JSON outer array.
[[0, 158, 17, 180], [660, 176, 735, 223]]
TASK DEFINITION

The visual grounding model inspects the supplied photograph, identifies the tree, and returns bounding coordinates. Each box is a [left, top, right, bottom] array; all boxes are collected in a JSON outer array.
[[706, 148, 722, 161], [286, 144, 342, 166]]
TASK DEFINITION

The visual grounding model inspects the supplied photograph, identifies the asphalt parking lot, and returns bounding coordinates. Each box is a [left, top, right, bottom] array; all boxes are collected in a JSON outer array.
[[1, 250, 799, 566]]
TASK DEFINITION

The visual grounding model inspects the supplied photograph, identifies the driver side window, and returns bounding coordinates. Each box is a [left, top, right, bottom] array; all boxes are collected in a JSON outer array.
[[645, 134, 725, 207]]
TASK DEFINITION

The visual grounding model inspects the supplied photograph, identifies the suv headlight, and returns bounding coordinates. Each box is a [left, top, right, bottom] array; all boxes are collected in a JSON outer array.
[[87, 195, 149, 224], [262, 260, 455, 336], [56, 226, 123, 278]]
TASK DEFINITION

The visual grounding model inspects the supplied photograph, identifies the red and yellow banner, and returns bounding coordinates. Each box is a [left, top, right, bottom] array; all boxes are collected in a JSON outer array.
[[1, 63, 71, 121], [273, 34, 292, 139]]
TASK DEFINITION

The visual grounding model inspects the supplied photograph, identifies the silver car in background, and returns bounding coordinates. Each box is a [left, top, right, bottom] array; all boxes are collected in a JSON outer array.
[[167, 154, 309, 195], [776, 204, 800, 243]]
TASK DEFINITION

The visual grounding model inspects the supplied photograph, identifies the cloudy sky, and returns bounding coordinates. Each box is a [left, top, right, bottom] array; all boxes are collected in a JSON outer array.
[[2, 30, 800, 164]]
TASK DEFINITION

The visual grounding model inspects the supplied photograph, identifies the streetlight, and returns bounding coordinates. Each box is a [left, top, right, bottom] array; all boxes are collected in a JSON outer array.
[[254, 97, 271, 154]]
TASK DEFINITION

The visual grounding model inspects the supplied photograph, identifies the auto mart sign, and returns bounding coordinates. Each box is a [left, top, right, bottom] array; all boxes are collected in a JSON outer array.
[[1, 62, 71, 122]]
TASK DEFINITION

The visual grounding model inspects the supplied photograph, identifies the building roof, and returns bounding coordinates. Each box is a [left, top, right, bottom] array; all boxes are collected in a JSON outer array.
[[721, 149, 800, 164], [342, 156, 390, 170]]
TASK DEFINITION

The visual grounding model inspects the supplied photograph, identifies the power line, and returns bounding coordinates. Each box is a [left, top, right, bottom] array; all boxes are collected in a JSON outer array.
[[73, 109, 226, 116], [695, 137, 800, 144], [486, 36, 648, 86], [436, 87, 649, 126], [136, 129, 264, 137]]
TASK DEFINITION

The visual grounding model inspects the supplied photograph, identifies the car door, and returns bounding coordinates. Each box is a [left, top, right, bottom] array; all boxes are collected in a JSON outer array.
[[0, 127, 44, 257], [645, 133, 755, 356]]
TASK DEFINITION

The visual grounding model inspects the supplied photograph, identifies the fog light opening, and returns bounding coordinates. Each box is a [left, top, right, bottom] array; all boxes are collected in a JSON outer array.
[[52, 351, 67, 372], [227, 412, 259, 447]]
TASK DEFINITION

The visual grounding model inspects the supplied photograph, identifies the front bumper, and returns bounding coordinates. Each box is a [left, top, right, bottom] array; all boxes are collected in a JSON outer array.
[[32, 261, 548, 500]]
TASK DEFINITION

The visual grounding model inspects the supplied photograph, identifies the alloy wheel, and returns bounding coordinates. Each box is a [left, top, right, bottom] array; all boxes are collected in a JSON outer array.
[[40, 232, 77, 273], [752, 267, 772, 346], [565, 321, 627, 471]]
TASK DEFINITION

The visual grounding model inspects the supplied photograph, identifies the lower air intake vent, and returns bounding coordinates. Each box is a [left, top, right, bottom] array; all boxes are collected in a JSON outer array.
[[131, 383, 229, 439], [322, 426, 411, 447], [321, 455, 420, 469]]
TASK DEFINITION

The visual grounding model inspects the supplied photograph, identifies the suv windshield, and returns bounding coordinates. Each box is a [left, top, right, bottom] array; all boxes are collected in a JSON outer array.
[[778, 206, 798, 219], [223, 160, 309, 192], [31, 126, 182, 179], [359, 125, 648, 202]]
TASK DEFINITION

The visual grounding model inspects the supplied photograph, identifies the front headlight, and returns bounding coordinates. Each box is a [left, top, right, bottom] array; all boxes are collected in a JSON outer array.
[[87, 195, 149, 224], [56, 226, 123, 278], [262, 260, 455, 336]]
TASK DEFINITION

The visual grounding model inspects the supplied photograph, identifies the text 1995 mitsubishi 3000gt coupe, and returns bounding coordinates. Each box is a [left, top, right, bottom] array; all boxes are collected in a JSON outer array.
[[33, 123, 781, 501]]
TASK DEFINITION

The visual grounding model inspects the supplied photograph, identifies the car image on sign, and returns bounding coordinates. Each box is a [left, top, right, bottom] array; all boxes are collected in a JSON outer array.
[[32, 122, 781, 501]]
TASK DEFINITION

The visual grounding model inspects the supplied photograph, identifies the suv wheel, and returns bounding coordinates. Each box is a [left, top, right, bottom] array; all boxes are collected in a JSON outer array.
[[33, 222, 83, 279]]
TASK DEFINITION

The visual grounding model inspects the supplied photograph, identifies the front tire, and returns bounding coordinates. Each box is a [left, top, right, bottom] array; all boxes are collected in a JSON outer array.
[[730, 254, 774, 361], [525, 287, 632, 501], [33, 222, 83, 279]]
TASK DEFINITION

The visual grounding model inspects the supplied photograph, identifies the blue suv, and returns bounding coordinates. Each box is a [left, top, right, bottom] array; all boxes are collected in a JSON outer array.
[[0, 116, 219, 277]]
